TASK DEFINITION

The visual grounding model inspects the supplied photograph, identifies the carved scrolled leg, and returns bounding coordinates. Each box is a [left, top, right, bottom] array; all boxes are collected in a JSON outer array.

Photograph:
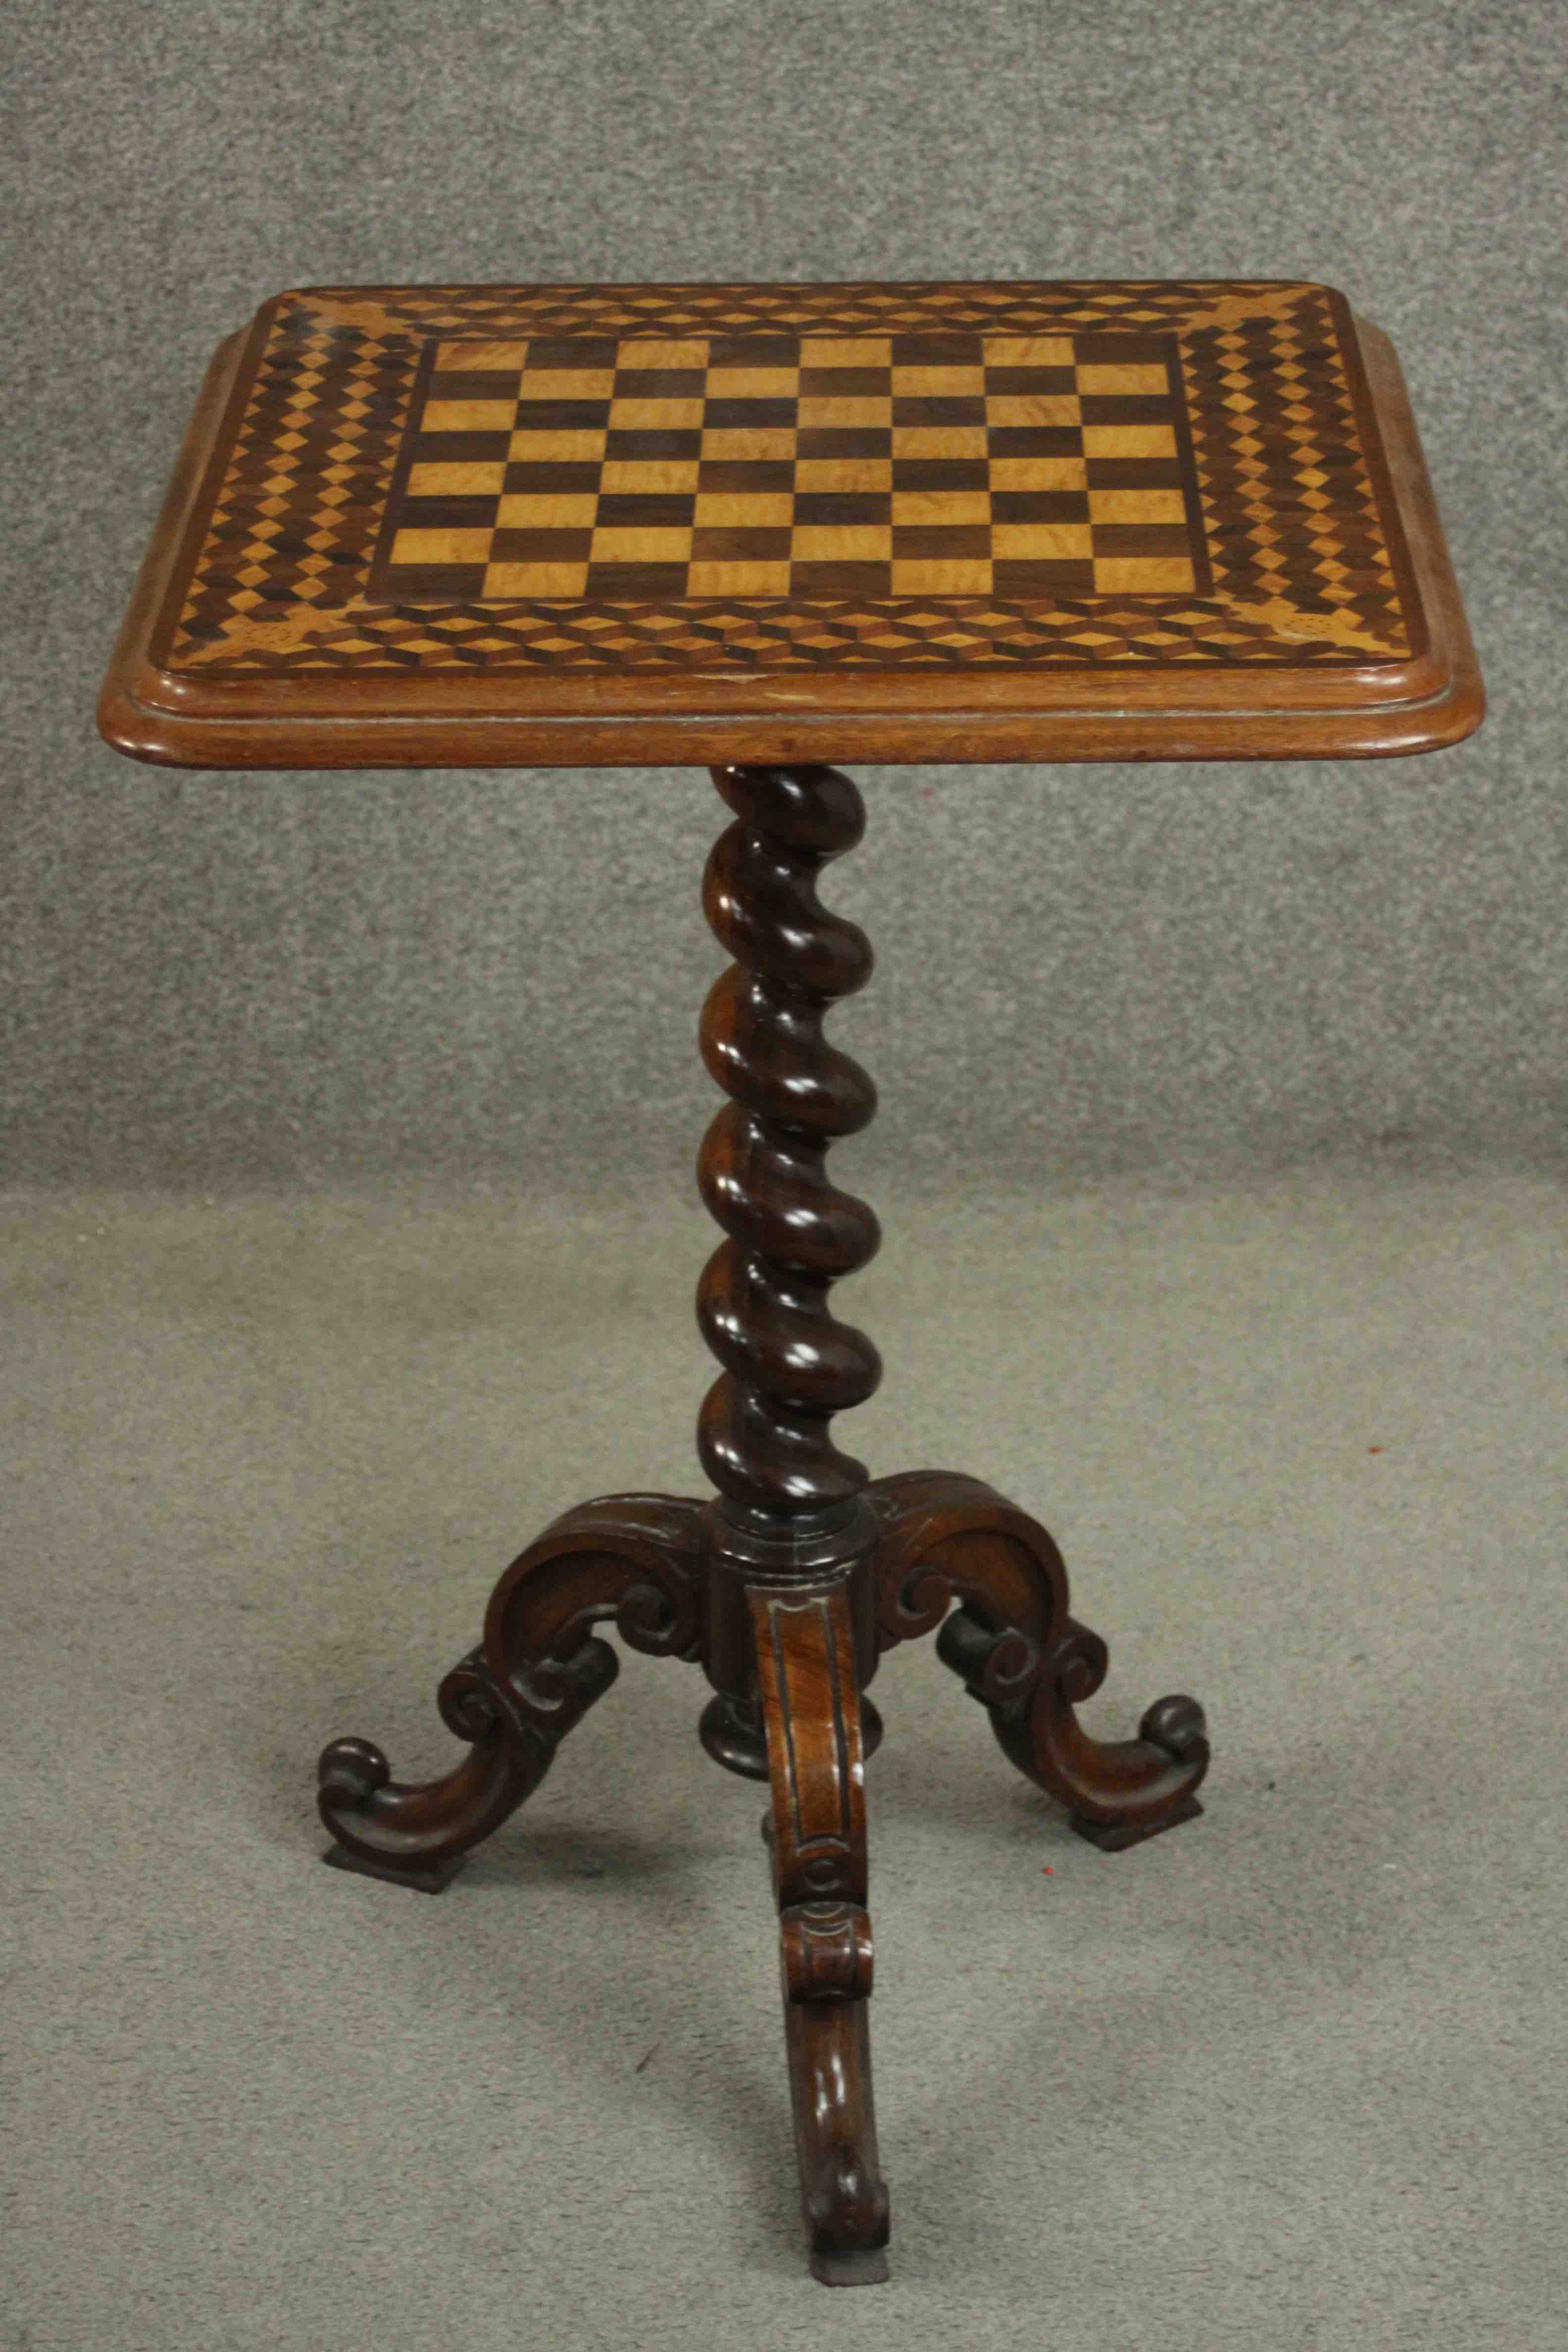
[[751, 1581, 889, 2287], [319, 1493, 706, 1889], [871, 1471, 1209, 1848]]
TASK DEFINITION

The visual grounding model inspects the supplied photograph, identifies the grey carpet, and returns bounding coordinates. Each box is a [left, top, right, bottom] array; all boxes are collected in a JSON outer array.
[[6, 1167, 1563, 2348]]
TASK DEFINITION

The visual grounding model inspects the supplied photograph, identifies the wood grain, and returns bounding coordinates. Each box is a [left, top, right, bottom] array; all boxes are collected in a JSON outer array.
[[317, 1493, 705, 1885], [751, 1580, 889, 2286], [98, 280, 1481, 768], [872, 1470, 1209, 1845]]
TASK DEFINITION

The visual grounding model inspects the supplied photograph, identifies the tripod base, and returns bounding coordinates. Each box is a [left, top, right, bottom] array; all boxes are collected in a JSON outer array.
[[319, 1469, 1208, 2282], [319, 746, 1210, 2286]]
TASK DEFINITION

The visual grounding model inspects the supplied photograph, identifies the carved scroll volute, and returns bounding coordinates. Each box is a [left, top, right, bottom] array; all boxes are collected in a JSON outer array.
[[780, 1901, 875, 2005], [867, 1468, 1209, 1843], [317, 1493, 707, 1890], [481, 1493, 705, 1683], [750, 1582, 874, 2006], [872, 1470, 1067, 1668]]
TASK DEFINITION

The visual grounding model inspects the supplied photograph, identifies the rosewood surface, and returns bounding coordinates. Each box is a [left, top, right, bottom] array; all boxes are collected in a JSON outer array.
[[315, 760, 1210, 2282], [99, 279, 1481, 769], [97, 277, 1482, 2287]]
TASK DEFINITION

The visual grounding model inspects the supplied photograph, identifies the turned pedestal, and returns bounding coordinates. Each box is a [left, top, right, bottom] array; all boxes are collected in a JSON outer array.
[[319, 756, 1208, 2281], [100, 275, 1481, 2286]]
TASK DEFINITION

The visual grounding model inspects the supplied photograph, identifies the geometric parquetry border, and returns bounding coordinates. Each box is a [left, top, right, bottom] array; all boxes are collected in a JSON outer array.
[[166, 280, 1411, 675]]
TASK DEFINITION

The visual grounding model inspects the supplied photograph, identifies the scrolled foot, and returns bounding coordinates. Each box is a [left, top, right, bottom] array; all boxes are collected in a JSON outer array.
[[1066, 1692, 1208, 1848], [319, 1737, 436, 1881], [873, 1471, 1210, 1846], [319, 1735, 467, 1887], [318, 1493, 707, 1888], [790, 2000, 891, 2286], [317, 1642, 601, 1886]]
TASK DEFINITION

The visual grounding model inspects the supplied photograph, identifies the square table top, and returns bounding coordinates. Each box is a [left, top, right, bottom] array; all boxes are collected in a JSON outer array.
[[99, 278, 1481, 770]]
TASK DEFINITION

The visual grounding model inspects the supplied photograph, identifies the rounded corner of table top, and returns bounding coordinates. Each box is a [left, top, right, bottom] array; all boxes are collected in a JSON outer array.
[[99, 277, 1483, 770]]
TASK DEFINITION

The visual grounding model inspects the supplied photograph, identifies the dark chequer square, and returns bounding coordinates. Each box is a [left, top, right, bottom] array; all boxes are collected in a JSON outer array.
[[367, 329, 1212, 606]]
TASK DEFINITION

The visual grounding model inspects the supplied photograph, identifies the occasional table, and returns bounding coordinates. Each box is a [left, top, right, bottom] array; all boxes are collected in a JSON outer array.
[[100, 278, 1481, 2285]]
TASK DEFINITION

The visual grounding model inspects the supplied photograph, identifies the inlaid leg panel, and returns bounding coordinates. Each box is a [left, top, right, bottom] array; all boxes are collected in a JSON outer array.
[[751, 1580, 889, 2286]]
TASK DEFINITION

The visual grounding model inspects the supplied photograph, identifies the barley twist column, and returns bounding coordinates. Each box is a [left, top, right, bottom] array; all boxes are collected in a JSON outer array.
[[695, 762, 883, 1567]]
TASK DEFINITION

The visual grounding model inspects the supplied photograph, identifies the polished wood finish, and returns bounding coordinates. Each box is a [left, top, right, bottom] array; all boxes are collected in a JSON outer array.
[[319, 1493, 706, 1883], [696, 761, 881, 1527], [751, 1582, 887, 2286], [316, 1459, 1204, 2268], [873, 1471, 1207, 1844], [101, 275, 1483, 2290], [313, 763, 1210, 2281], [99, 283, 1481, 768]]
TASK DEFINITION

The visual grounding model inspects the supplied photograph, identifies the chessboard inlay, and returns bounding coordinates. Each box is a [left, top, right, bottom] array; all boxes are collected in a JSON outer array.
[[156, 281, 1421, 679], [369, 331, 1210, 606]]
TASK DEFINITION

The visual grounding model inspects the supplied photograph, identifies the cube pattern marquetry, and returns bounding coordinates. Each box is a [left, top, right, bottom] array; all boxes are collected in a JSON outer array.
[[165, 281, 1411, 675]]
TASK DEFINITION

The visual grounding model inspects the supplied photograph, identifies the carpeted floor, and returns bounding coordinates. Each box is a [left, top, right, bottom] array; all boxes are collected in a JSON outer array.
[[5, 1167, 1563, 2349]]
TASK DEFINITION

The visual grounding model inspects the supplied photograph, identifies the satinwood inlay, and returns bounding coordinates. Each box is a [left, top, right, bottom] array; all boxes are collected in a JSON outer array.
[[98, 279, 1484, 2283], [158, 280, 1410, 675], [100, 279, 1483, 766], [367, 328, 1212, 609]]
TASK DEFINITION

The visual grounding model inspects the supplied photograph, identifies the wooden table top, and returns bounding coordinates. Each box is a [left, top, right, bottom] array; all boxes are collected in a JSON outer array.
[[99, 280, 1481, 768]]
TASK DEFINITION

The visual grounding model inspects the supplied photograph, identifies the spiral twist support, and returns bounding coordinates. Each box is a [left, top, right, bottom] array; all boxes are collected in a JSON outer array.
[[696, 764, 883, 1555]]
